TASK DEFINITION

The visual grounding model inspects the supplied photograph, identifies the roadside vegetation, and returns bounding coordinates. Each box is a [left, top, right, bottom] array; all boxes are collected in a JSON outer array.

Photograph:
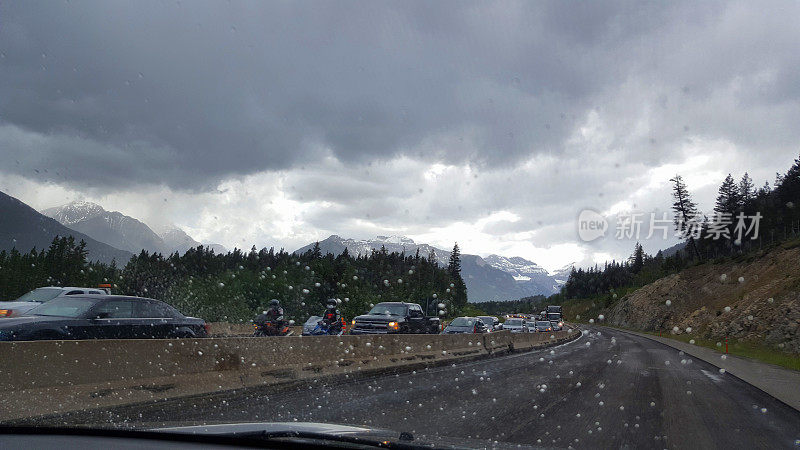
[[0, 239, 469, 323]]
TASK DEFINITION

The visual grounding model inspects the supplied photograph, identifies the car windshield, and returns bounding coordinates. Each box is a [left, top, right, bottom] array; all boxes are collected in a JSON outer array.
[[2, 2, 799, 447], [13, 288, 63, 303], [26, 298, 97, 318], [367, 305, 407, 316], [449, 317, 475, 327]]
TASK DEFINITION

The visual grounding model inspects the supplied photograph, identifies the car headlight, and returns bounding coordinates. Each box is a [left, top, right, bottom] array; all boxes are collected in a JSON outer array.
[[351, 320, 356, 325], [387, 321, 399, 330]]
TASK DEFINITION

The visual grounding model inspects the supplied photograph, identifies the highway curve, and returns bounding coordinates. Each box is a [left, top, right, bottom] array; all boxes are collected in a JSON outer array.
[[33, 327, 800, 448]]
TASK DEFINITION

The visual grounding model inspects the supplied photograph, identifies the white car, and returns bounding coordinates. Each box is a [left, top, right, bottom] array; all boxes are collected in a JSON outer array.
[[525, 321, 538, 333], [502, 318, 528, 333], [0, 286, 108, 318]]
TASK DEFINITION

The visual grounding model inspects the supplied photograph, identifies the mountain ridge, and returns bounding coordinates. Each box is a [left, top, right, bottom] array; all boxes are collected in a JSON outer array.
[[295, 235, 561, 302], [0, 191, 132, 264]]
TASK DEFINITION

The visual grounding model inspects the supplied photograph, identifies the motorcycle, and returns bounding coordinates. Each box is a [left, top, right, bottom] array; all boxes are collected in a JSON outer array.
[[253, 319, 293, 337], [308, 318, 346, 336]]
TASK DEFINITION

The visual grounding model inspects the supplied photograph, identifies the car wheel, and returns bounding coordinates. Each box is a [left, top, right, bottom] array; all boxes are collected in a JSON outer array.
[[172, 329, 194, 339]]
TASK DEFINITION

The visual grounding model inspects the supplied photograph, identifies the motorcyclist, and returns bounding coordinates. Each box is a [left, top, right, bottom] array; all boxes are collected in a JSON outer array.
[[320, 298, 343, 333], [264, 299, 284, 324]]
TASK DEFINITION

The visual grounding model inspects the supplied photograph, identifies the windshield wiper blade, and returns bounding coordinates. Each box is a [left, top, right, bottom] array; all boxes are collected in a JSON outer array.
[[240, 430, 422, 449]]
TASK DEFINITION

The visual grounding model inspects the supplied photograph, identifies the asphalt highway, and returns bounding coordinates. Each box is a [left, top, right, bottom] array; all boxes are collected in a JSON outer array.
[[35, 327, 800, 448]]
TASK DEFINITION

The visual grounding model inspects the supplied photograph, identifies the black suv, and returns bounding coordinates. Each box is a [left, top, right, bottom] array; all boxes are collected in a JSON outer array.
[[350, 302, 441, 334], [0, 295, 208, 341]]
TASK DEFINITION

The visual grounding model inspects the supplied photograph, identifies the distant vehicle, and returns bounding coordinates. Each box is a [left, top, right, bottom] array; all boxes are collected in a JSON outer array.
[[502, 318, 528, 333], [546, 305, 562, 322], [301, 316, 323, 336], [525, 320, 538, 333], [550, 320, 563, 331], [442, 317, 488, 334], [0, 286, 107, 318], [534, 321, 553, 332], [350, 302, 441, 335], [477, 316, 500, 331], [0, 295, 208, 341]]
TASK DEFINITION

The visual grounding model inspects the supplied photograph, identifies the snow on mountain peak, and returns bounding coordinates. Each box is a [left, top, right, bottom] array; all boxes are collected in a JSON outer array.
[[373, 235, 416, 245], [44, 200, 106, 225]]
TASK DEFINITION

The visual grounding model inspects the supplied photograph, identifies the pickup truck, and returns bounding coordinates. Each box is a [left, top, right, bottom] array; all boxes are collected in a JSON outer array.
[[350, 302, 441, 335]]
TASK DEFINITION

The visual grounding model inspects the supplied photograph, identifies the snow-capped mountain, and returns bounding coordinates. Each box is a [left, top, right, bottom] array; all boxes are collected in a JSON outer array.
[[1, 192, 132, 264], [551, 262, 576, 286], [42, 201, 217, 256], [295, 235, 559, 302], [43, 201, 166, 254], [483, 255, 560, 296]]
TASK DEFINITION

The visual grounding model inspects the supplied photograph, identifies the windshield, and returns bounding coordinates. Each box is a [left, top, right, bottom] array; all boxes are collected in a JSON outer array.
[[26, 298, 97, 318], [2, 2, 799, 447], [367, 305, 407, 316], [13, 288, 63, 303], [449, 317, 475, 327]]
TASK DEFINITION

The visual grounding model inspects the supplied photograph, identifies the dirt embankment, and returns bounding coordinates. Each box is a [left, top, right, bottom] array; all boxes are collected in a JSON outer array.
[[608, 243, 800, 353]]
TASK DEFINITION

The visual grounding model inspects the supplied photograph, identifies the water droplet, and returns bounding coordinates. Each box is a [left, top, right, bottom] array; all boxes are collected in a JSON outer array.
[[665, 300, 672, 306]]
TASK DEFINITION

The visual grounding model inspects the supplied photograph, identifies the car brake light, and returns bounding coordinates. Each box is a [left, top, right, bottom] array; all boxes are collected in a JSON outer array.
[[204, 323, 211, 334], [0, 309, 11, 317]]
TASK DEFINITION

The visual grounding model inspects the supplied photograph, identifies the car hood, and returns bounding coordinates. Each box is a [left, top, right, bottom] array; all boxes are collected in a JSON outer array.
[[0, 315, 67, 328], [354, 314, 402, 321], [157, 421, 391, 436], [154, 422, 503, 448]]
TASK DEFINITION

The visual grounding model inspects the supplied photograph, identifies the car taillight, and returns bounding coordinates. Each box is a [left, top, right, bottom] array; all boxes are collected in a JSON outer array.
[[204, 323, 211, 334], [0, 309, 11, 317]]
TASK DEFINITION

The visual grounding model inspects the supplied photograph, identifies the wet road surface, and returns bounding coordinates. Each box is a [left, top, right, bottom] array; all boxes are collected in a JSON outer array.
[[39, 327, 800, 448]]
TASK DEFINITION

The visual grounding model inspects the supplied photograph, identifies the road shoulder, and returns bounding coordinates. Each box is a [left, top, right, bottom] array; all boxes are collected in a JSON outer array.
[[609, 327, 800, 413]]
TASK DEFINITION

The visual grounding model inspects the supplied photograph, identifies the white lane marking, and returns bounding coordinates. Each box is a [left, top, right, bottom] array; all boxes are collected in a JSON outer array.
[[701, 369, 723, 383]]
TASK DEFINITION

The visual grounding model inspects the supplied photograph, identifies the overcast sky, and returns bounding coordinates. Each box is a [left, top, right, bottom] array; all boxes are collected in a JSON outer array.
[[2, 1, 799, 272]]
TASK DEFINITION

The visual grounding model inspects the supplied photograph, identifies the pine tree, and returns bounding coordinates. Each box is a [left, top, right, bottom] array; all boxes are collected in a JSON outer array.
[[739, 172, 756, 205], [311, 242, 322, 259], [670, 175, 702, 259], [715, 174, 741, 215], [447, 243, 461, 278], [630, 242, 644, 274]]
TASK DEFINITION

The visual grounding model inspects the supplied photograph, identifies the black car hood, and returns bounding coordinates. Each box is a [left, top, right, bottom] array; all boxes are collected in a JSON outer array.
[[154, 422, 516, 448], [0, 315, 68, 328], [354, 314, 403, 321], [157, 421, 392, 436]]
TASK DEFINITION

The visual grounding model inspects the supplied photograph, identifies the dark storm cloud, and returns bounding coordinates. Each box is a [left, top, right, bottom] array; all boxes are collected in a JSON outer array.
[[1, 1, 799, 191]]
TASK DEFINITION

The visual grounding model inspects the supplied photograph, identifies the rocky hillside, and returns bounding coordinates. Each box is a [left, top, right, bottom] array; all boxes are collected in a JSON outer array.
[[607, 241, 800, 353]]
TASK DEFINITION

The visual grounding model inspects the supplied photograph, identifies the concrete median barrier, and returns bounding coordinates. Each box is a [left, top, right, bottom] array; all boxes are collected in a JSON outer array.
[[0, 328, 578, 422]]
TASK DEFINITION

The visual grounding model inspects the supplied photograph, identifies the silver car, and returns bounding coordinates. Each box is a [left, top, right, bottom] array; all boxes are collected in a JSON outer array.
[[0, 286, 107, 318], [502, 318, 528, 333]]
